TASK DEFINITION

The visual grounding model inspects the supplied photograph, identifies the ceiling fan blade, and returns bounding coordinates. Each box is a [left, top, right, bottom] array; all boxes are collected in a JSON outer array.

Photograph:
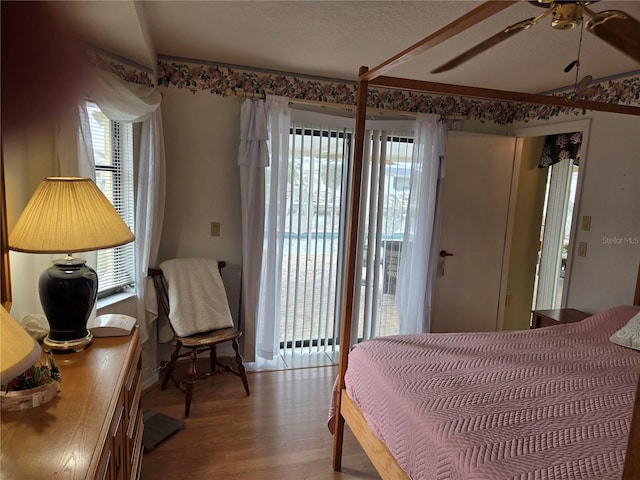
[[585, 10, 640, 63], [431, 18, 537, 73]]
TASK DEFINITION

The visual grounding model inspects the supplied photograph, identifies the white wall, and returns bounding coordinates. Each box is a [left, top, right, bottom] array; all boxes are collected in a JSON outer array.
[[157, 99, 639, 327], [4, 124, 57, 323], [3, 86, 248, 386], [157, 88, 244, 324], [465, 111, 640, 313], [9, 85, 634, 363], [560, 112, 640, 312]]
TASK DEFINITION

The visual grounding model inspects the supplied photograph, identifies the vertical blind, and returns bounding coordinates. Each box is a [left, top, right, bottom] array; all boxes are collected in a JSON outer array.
[[279, 117, 415, 353], [354, 130, 412, 341], [86, 101, 135, 296], [280, 122, 350, 354]]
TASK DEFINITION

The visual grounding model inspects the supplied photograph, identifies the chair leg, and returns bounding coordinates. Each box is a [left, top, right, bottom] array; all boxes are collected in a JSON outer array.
[[161, 343, 181, 390], [185, 348, 197, 418], [232, 337, 250, 396], [209, 344, 217, 374]]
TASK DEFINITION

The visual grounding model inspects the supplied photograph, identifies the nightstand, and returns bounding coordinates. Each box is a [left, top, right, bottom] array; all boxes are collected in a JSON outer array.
[[531, 308, 591, 329]]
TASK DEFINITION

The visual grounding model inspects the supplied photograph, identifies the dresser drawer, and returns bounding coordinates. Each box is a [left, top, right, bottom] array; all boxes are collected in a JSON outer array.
[[94, 444, 112, 480], [110, 392, 126, 480], [124, 333, 143, 479], [129, 408, 145, 480]]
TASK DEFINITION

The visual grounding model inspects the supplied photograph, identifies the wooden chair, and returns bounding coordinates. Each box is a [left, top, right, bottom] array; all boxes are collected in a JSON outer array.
[[148, 260, 250, 418]]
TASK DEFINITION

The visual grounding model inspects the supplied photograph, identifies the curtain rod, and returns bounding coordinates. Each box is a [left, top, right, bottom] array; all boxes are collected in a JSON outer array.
[[227, 89, 467, 121]]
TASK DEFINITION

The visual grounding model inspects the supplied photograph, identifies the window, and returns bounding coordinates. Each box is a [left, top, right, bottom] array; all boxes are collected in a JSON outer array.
[[85, 101, 135, 297]]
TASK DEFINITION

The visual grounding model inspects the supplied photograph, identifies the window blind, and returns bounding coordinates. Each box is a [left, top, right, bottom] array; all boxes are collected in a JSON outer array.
[[86, 101, 135, 296], [354, 130, 412, 341], [280, 122, 350, 354], [279, 119, 414, 352]]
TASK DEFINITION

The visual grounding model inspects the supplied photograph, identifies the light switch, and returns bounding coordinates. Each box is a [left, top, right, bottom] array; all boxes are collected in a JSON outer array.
[[577, 241, 587, 257], [210, 222, 221, 237], [581, 215, 591, 231]]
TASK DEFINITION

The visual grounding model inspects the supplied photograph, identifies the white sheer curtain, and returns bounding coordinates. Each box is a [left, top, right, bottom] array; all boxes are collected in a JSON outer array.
[[238, 95, 290, 361], [257, 96, 291, 359], [134, 111, 166, 344], [56, 101, 94, 178], [396, 113, 446, 334], [77, 102, 96, 178], [238, 98, 269, 362], [82, 68, 166, 344], [239, 107, 444, 356]]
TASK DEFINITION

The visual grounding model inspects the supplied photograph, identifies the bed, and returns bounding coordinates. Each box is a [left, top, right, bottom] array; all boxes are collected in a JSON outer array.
[[330, 304, 640, 479], [329, 2, 640, 478]]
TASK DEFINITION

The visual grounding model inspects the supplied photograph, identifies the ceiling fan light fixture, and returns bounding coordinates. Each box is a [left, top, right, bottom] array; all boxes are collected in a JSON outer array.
[[551, 4, 582, 30]]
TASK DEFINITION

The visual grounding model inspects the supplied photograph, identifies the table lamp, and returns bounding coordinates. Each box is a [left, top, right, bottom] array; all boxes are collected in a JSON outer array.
[[8, 177, 134, 352], [0, 305, 42, 385]]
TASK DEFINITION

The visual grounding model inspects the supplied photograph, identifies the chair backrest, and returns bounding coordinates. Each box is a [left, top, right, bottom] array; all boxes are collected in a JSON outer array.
[[148, 260, 227, 333]]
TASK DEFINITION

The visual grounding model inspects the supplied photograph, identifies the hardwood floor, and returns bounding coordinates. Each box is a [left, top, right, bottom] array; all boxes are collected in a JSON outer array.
[[141, 361, 379, 479]]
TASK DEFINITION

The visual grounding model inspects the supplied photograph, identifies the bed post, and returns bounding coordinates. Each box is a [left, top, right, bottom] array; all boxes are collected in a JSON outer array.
[[332, 65, 370, 472], [623, 262, 640, 478], [634, 261, 640, 306], [623, 372, 640, 479]]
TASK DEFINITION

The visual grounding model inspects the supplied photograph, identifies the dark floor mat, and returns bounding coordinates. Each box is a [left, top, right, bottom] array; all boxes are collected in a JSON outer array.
[[142, 410, 185, 452]]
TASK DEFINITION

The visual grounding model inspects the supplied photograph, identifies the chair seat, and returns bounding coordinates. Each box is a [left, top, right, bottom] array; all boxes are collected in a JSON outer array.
[[176, 328, 242, 347]]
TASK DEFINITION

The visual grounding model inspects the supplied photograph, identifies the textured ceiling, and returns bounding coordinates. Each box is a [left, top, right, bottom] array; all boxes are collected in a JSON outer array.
[[57, 1, 640, 93]]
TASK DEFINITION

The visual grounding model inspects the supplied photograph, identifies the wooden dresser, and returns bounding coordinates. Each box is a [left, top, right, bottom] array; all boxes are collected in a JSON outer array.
[[531, 308, 591, 329], [1, 327, 143, 480]]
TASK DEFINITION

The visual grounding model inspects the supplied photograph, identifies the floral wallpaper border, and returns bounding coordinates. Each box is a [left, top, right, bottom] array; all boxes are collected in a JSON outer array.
[[87, 49, 155, 87], [90, 50, 640, 125], [155, 57, 640, 125]]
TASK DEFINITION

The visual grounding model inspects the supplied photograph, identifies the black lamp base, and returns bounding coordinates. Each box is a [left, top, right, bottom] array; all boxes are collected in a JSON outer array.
[[39, 257, 98, 352]]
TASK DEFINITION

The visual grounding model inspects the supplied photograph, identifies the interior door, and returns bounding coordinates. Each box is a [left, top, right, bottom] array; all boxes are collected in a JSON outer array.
[[431, 131, 517, 333]]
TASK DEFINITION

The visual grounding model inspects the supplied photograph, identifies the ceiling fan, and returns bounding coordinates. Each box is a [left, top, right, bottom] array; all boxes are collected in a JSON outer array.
[[431, 1, 640, 74]]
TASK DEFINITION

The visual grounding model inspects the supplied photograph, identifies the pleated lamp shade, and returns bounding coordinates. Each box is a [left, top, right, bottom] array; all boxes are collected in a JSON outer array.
[[8, 177, 134, 254], [1, 305, 42, 384]]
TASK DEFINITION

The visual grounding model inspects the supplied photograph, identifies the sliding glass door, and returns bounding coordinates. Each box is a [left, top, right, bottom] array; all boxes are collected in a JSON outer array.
[[280, 121, 350, 353], [279, 114, 416, 354]]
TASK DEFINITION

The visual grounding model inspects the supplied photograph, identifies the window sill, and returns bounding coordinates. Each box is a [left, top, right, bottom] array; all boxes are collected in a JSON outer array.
[[96, 288, 136, 311]]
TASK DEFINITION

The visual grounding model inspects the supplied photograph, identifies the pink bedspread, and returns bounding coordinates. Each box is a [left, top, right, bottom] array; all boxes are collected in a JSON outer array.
[[329, 306, 640, 479]]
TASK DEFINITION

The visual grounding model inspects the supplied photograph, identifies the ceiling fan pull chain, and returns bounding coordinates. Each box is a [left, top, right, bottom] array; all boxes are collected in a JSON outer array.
[[573, 20, 586, 89], [564, 17, 586, 78]]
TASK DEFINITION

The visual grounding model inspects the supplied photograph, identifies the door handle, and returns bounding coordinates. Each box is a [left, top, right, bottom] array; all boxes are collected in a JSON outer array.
[[439, 250, 454, 276]]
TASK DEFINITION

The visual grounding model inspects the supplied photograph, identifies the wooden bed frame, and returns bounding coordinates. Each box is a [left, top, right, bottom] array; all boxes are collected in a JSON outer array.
[[330, 2, 640, 478]]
